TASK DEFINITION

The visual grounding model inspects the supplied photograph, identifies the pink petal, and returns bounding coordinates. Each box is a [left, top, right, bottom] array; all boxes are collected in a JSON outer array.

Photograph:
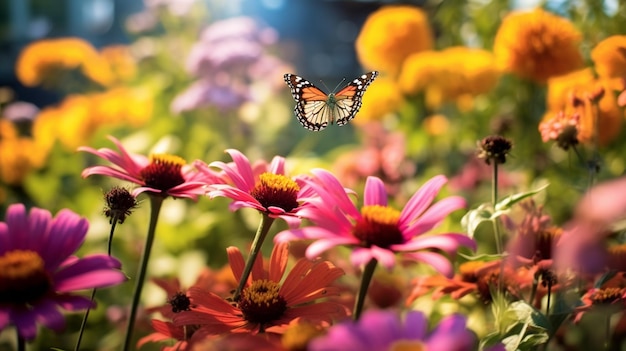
[[225, 149, 256, 190], [5, 203, 29, 251], [0, 308, 9, 330], [403, 251, 455, 277], [369, 245, 396, 270], [364, 176, 388, 207], [227, 247, 246, 283], [399, 175, 448, 225], [391, 233, 476, 254], [309, 169, 360, 218], [269, 155, 286, 175], [0, 222, 9, 255], [401, 196, 466, 236], [41, 209, 88, 270], [33, 299, 66, 332], [306, 238, 357, 259], [350, 247, 374, 267]]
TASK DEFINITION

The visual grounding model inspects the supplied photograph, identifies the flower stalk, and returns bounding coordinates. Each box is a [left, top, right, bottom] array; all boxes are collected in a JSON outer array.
[[353, 258, 378, 321], [233, 214, 275, 301], [123, 195, 164, 351]]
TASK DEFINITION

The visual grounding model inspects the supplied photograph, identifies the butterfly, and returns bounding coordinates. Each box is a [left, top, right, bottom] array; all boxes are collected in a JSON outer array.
[[283, 71, 379, 131]]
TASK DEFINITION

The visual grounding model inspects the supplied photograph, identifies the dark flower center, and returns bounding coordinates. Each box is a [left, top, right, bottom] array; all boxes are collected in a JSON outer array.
[[353, 205, 404, 248], [476, 135, 513, 165], [169, 292, 191, 313], [459, 261, 486, 283], [139, 154, 186, 193], [238, 279, 287, 328], [0, 250, 52, 305], [591, 287, 625, 305], [103, 186, 138, 224], [250, 173, 300, 213]]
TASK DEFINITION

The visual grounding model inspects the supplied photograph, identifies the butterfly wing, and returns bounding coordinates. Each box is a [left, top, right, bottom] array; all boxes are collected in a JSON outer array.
[[333, 71, 379, 126], [284, 71, 378, 131], [284, 73, 333, 131]]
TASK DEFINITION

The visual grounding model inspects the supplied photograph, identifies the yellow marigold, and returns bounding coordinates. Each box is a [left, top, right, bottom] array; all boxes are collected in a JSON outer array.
[[493, 8, 583, 83], [543, 68, 622, 145], [591, 35, 626, 79], [399, 47, 501, 109], [36, 87, 153, 149], [16, 37, 114, 87], [0, 120, 52, 185], [356, 6, 433, 77], [100, 45, 137, 82], [353, 77, 403, 125]]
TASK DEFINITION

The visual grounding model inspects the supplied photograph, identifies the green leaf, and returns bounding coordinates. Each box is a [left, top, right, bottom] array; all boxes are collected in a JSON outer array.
[[509, 301, 550, 330], [461, 203, 494, 238], [495, 184, 549, 212]]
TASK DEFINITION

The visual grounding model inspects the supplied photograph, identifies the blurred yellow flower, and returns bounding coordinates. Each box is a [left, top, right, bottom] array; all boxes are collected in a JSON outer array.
[[493, 8, 583, 83], [544, 68, 622, 146], [399, 47, 501, 109], [591, 35, 626, 79], [0, 119, 52, 185], [100, 45, 138, 82], [423, 114, 450, 136], [353, 77, 403, 124], [16, 37, 114, 87], [36, 87, 153, 149], [356, 5, 433, 77]]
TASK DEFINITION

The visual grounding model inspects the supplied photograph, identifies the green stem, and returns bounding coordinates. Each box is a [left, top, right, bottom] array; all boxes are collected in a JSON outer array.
[[353, 258, 378, 321], [75, 218, 119, 351], [232, 214, 275, 301], [16, 332, 24, 351], [122, 195, 164, 351], [491, 162, 503, 254]]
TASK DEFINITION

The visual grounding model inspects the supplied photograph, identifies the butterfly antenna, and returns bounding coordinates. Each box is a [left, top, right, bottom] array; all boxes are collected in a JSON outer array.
[[331, 77, 347, 93]]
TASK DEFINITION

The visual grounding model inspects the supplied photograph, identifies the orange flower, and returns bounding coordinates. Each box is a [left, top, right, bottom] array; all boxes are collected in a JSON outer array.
[[353, 77, 403, 124], [355, 6, 433, 77], [35, 87, 152, 149], [16, 37, 114, 87], [591, 35, 626, 79], [0, 119, 53, 185], [173, 243, 347, 337], [493, 8, 583, 83], [99, 45, 137, 83], [543, 68, 622, 145], [399, 47, 500, 109]]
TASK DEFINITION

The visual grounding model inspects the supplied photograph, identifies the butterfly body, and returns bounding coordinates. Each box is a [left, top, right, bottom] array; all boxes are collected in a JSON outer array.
[[284, 71, 378, 131]]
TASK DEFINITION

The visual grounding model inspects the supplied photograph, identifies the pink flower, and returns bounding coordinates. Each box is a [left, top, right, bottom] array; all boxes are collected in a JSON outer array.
[[79, 135, 223, 199], [199, 149, 313, 226], [275, 169, 475, 276], [0, 204, 126, 340]]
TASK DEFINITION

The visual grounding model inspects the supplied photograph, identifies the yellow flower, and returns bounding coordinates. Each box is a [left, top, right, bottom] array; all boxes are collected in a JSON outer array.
[[493, 8, 583, 83], [16, 37, 114, 87], [100, 45, 137, 82], [0, 119, 52, 185], [543, 68, 622, 146], [356, 6, 433, 77], [36, 87, 153, 149], [399, 47, 501, 109], [591, 35, 626, 79], [353, 77, 403, 124]]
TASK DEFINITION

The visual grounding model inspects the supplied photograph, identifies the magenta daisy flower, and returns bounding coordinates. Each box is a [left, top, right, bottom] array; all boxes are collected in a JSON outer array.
[[0, 204, 126, 340], [275, 169, 475, 276], [200, 149, 313, 226], [79, 135, 224, 199]]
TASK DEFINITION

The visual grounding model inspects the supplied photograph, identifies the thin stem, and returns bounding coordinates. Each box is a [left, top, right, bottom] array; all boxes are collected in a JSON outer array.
[[491, 162, 503, 254], [353, 258, 378, 321], [74, 216, 119, 351], [123, 195, 164, 351], [232, 214, 275, 301], [16, 332, 25, 351]]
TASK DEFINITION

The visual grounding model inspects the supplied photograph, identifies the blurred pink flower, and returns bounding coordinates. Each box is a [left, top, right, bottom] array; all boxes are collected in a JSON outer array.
[[79, 135, 223, 199], [275, 170, 475, 275], [199, 149, 313, 227], [0, 204, 126, 340], [309, 309, 489, 351]]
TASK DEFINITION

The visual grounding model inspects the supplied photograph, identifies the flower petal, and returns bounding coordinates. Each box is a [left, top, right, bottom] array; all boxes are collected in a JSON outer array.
[[402, 251, 455, 277], [364, 176, 388, 207], [399, 175, 447, 225], [401, 196, 466, 235]]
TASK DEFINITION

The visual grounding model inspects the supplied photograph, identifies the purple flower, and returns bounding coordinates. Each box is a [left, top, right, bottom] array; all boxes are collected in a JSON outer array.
[[275, 169, 475, 275], [0, 204, 126, 340], [309, 309, 477, 351], [170, 77, 250, 113]]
